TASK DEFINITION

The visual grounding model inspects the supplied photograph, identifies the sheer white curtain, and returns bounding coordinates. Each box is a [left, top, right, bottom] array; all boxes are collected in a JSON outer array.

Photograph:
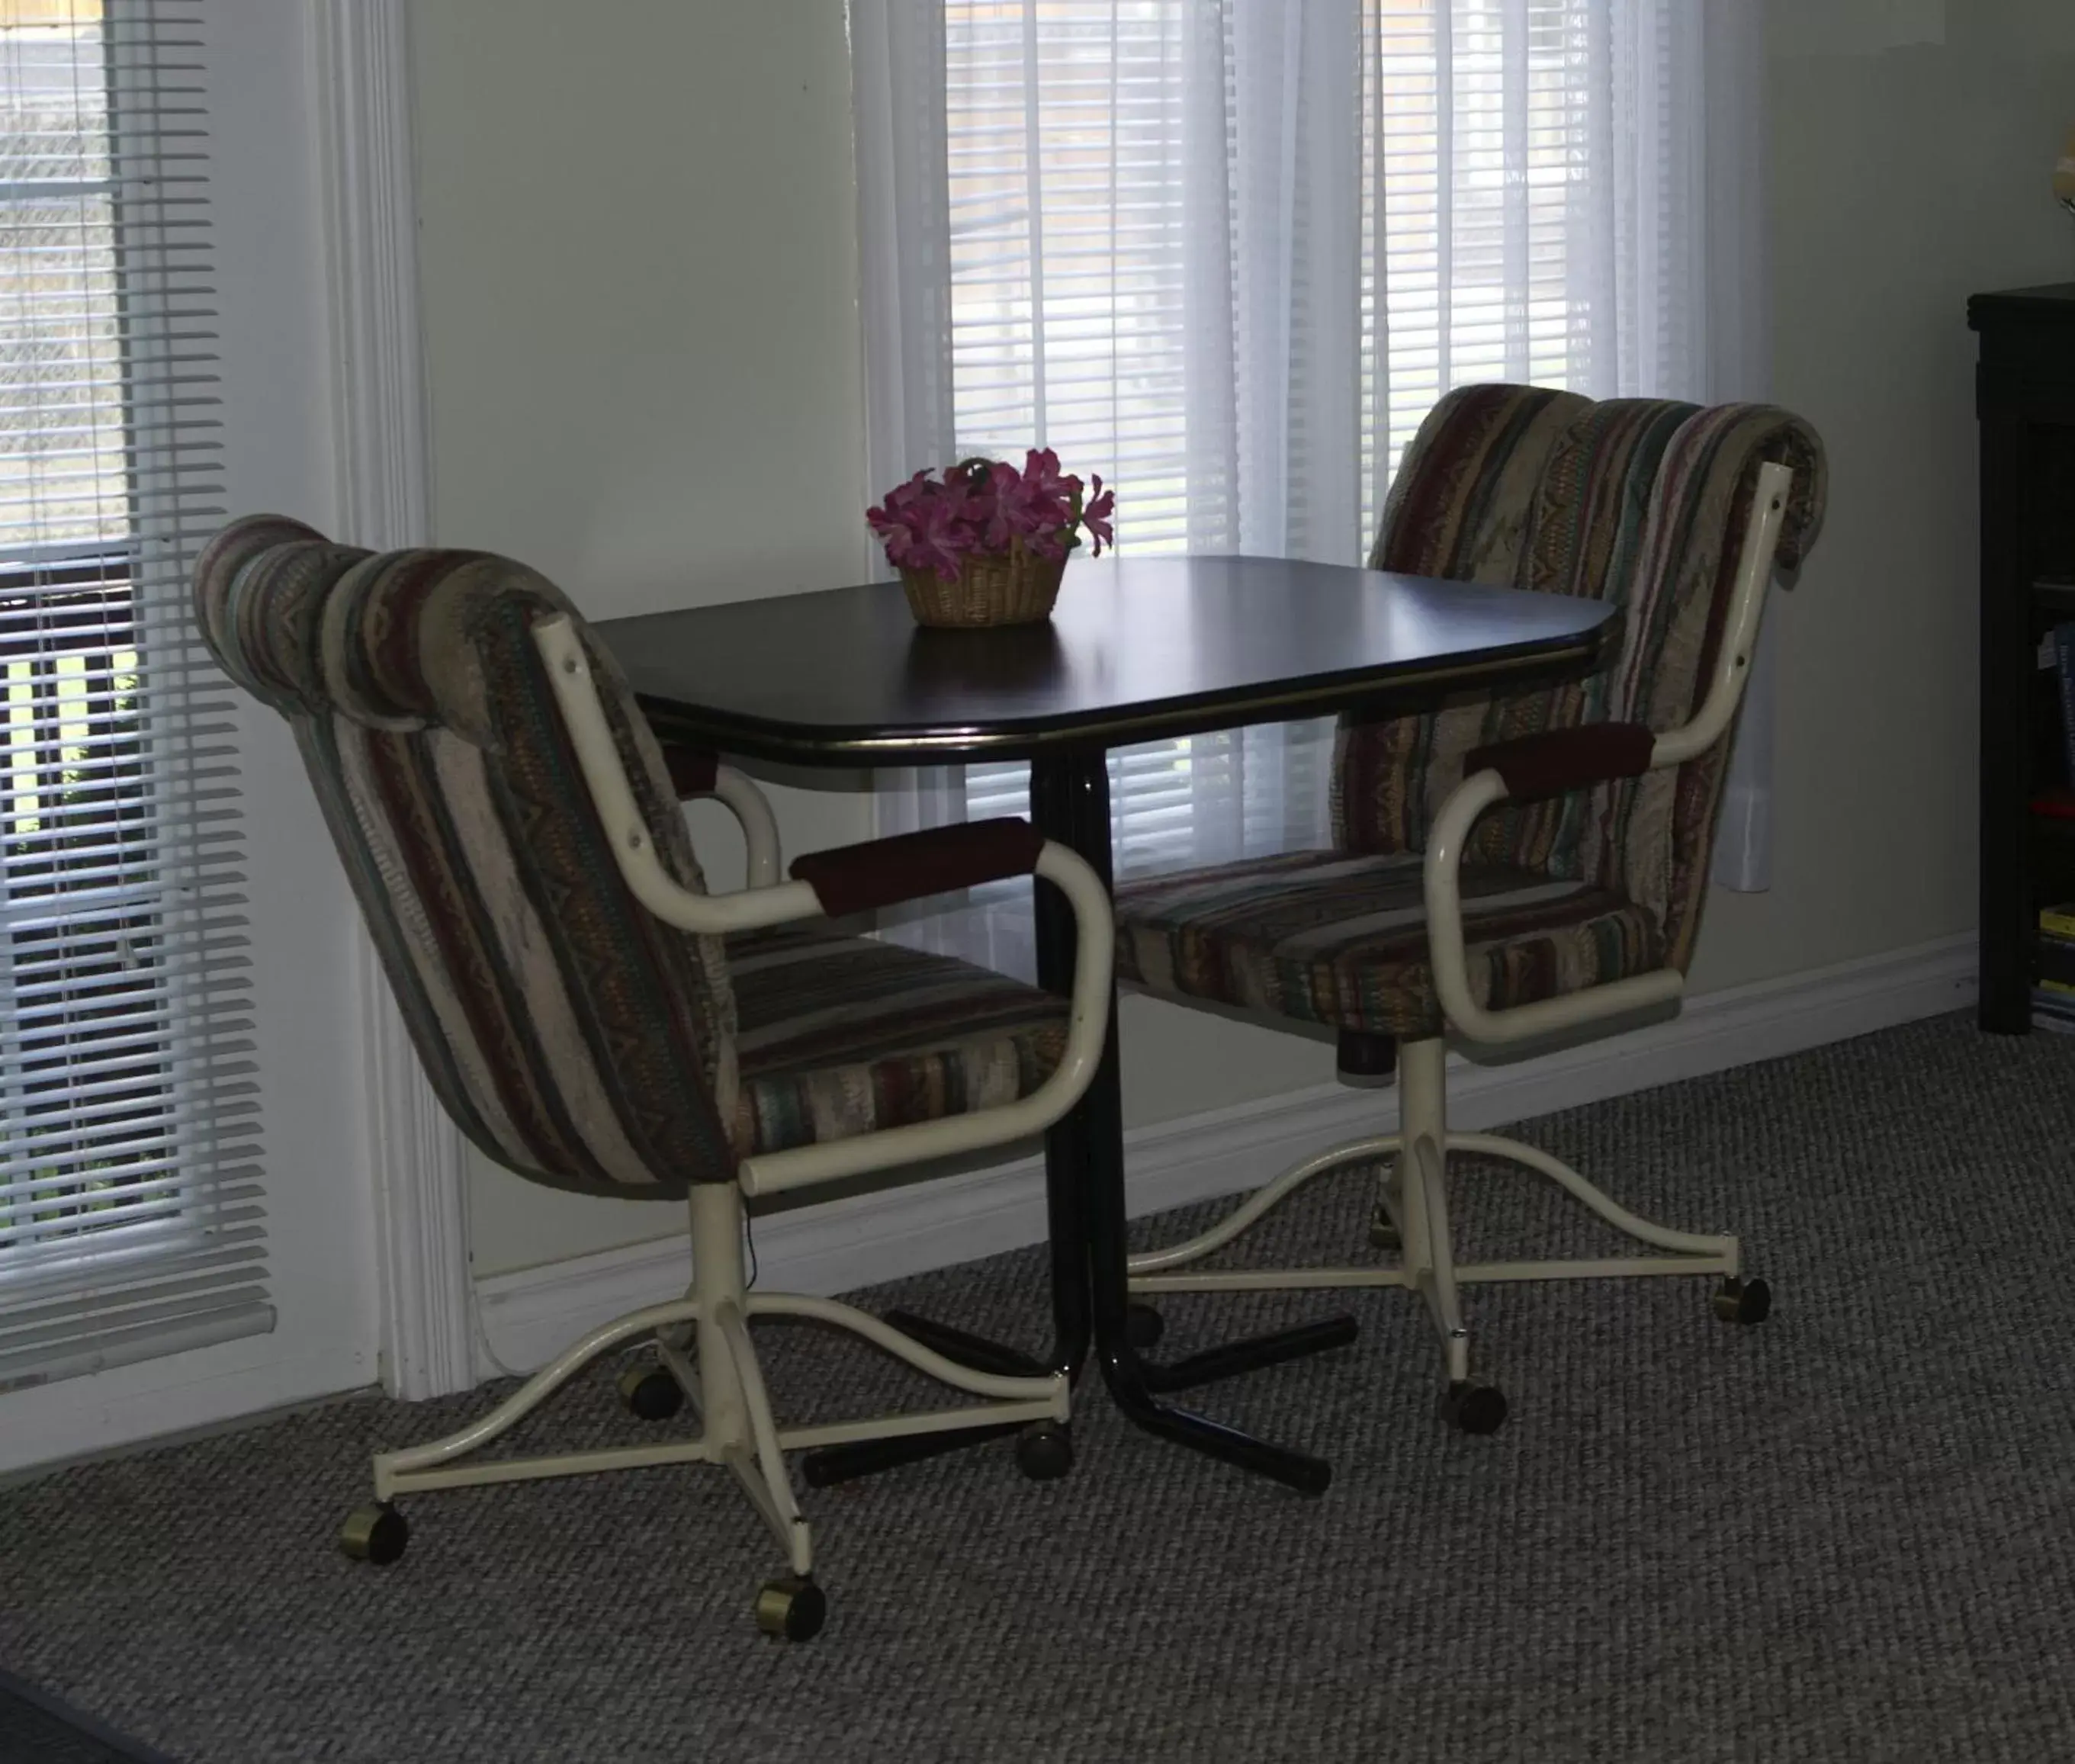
[[854, 0, 1775, 958]]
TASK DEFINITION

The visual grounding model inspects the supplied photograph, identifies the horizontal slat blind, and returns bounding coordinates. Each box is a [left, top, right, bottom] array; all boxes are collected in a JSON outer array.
[[947, 1, 1607, 880], [946, 0, 1323, 882], [0, 0, 265, 1393], [946, 0, 1198, 551], [1360, 0, 1597, 537]]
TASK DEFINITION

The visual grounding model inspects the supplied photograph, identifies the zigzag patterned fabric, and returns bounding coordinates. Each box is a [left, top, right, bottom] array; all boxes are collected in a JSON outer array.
[[194, 519, 1066, 1196], [1116, 384, 1827, 1039], [1341, 384, 1828, 969], [1115, 849, 1664, 1041], [730, 925, 1064, 1155]]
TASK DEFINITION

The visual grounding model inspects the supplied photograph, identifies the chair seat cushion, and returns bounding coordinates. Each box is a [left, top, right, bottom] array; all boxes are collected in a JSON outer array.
[[1114, 850, 1665, 1039], [727, 925, 1067, 1156]]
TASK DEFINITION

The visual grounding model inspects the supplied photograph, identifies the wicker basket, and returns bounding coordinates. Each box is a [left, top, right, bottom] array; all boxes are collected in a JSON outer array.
[[900, 541, 1068, 628]]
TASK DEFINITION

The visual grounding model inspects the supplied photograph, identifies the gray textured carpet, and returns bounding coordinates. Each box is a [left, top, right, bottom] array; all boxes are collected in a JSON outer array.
[[0, 1672, 174, 1763], [6, 1014, 2075, 1763]]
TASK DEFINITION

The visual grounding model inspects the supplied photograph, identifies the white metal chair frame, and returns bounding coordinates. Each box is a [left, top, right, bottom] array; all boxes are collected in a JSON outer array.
[[1126, 461, 1797, 1423], [349, 619, 1114, 1641]]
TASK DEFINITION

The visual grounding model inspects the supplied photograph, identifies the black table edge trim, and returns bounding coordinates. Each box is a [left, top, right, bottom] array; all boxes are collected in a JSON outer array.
[[633, 619, 1619, 767]]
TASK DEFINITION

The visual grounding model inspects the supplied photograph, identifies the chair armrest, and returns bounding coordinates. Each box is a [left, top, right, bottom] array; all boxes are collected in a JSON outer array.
[[662, 745, 782, 887], [1421, 768, 1684, 1046], [1463, 723, 1654, 800], [660, 744, 719, 797], [537, 616, 821, 933], [1420, 459, 1800, 1048], [737, 837, 1113, 1200], [788, 820, 1046, 917], [539, 618, 1042, 938], [535, 611, 1113, 1196]]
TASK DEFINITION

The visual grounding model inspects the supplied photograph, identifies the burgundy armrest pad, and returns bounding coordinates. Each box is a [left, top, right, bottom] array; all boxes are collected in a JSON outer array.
[[1466, 722, 1656, 800], [660, 744, 719, 798], [789, 818, 1047, 917]]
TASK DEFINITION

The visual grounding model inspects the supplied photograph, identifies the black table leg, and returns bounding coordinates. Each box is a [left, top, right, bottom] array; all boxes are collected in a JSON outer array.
[[1032, 750, 1336, 1496], [804, 749, 1342, 1495], [869, 1099, 1092, 1386]]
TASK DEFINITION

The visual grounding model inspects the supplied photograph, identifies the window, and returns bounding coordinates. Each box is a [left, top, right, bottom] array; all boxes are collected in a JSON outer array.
[[0, 0, 263, 1392], [1360, 0, 1606, 521], [939, 2, 1347, 901], [858, 0, 1762, 932], [931, 1, 1651, 891]]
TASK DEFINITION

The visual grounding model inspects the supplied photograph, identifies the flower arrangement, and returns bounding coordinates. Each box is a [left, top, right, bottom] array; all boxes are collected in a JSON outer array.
[[869, 449, 1114, 580], [866, 449, 1114, 627]]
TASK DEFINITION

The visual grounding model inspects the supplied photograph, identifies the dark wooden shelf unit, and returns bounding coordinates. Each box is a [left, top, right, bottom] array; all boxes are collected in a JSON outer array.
[[1971, 282, 2075, 1032]]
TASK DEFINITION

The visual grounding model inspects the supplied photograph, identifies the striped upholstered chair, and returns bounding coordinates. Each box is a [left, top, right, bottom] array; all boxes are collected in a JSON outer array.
[[194, 519, 1115, 1641], [1115, 386, 1827, 1432]]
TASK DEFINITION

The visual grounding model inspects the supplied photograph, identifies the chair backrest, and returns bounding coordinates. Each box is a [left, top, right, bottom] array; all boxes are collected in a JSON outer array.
[[193, 517, 740, 1197], [1335, 383, 1828, 971]]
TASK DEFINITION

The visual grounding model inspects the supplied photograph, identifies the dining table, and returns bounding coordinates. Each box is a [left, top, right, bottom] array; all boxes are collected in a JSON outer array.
[[596, 553, 1621, 1495]]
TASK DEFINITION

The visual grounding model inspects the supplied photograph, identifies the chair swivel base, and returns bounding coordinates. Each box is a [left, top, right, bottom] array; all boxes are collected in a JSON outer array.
[[1126, 1038, 1771, 1434], [336, 1190, 1068, 1640], [338, 1494, 830, 1640]]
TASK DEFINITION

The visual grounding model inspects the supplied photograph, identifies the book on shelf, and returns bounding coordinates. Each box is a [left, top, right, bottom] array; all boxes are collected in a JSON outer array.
[[2033, 982, 2075, 1031], [2039, 936, 2075, 988], [2041, 902, 2075, 940], [2034, 1004, 2075, 1036]]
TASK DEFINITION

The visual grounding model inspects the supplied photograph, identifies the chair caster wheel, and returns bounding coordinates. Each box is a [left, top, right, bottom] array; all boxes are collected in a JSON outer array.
[[1013, 1420, 1074, 1481], [1367, 1203, 1402, 1252], [617, 1361, 685, 1421], [1439, 1380, 1508, 1436], [339, 1501, 409, 1565], [1124, 1303, 1165, 1351], [1713, 1276, 1771, 1325], [754, 1575, 826, 1642]]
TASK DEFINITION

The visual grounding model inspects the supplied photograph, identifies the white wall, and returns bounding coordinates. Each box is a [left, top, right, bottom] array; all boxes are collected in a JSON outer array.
[[1695, 0, 2075, 993], [409, 0, 2075, 1278]]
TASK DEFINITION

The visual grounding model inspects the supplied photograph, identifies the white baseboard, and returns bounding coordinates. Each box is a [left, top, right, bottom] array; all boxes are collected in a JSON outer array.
[[474, 934, 1976, 1374]]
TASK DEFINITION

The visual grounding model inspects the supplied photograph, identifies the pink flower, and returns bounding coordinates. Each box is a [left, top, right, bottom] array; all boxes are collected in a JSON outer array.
[[865, 451, 1115, 578], [1017, 448, 1077, 506], [865, 469, 933, 548], [1081, 475, 1114, 555], [866, 469, 981, 580], [987, 450, 1081, 555]]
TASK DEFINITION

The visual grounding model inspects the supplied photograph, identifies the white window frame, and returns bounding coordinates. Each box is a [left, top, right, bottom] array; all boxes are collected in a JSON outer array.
[[2, 0, 418, 1474]]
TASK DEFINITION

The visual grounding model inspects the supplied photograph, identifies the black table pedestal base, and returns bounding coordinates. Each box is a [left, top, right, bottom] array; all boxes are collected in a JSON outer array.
[[1037, 751, 1338, 1496], [878, 1309, 1048, 1378], [807, 750, 1346, 1498], [798, 1308, 1356, 1490], [1138, 1313, 1360, 1395], [1103, 1376, 1333, 1493]]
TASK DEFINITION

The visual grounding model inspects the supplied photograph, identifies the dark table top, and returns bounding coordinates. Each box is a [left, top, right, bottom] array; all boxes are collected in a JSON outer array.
[[596, 554, 1621, 766]]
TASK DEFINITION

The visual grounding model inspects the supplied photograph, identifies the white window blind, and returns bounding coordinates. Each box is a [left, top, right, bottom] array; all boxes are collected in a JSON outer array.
[[936, 1, 1630, 894], [942, 0, 1342, 898], [1360, 0, 1601, 535], [859, 0, 1771, 930], [0, 0, 264, 1393]]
